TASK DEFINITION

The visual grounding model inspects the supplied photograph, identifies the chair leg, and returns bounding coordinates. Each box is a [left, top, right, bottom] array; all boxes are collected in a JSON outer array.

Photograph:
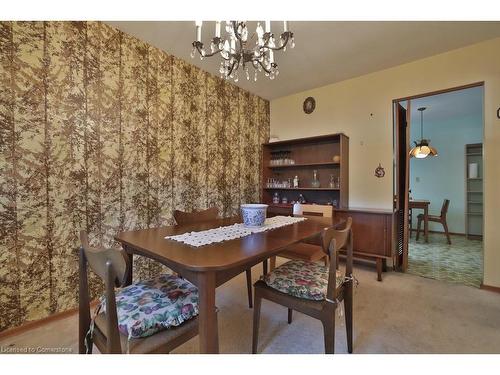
[[287, 308, 293, 324], [252, 288, 263, 354], [270, 256, 276, 271], [323, 255, 329, 267], [344, 284, 353, 353], [409, 209, 412, 238], [246, 269, 253, 309], [322, 317, 335, 354], [262, 260, 268, 276], [442, 220, 451, 245], [416, 217, 422, 241]]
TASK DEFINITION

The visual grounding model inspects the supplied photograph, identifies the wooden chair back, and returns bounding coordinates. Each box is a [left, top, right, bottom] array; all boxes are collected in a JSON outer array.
[[79, 231, 131, 353], [440, 199, 450, 218], [324, 217, 353, 301], [173, 206, 219, 225]]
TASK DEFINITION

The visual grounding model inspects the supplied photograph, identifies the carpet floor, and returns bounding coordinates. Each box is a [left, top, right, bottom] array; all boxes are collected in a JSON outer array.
[[408, 233, 483, 287], [1, 259, 499, 354]]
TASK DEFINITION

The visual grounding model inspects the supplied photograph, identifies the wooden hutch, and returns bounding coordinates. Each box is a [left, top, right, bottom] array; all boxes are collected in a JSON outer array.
[[262, 133, 349, 216], [262, 133, 395, 281]]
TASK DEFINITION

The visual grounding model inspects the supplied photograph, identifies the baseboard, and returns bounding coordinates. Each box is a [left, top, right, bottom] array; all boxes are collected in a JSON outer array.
[[410, 228, 465, 236], [0, 300, 98, 340], [480, 284, 500, 294]]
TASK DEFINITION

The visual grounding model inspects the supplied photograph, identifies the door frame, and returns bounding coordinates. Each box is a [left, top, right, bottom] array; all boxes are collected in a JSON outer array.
[[392, 81, 484, 272]]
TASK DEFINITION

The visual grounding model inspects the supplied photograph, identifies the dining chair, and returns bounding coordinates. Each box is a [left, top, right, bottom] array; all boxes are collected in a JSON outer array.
[[79, 231, 201, 354], [173, 206, 256, 309], [252, 218, 354, 354], [408, 207, 413, 238], [269, 206, 333, 271], [416, 199, 451, 244], [173, 206, 219, 225]]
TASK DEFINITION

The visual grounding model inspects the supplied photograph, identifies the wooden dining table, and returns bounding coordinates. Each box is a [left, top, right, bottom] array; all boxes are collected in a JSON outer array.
[[113, 216, 331, 354], [409, 199, 430, 243]]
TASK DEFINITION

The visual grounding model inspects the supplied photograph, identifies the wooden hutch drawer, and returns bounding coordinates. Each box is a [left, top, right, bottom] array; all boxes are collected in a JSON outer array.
[[267, 204, 293, 217]]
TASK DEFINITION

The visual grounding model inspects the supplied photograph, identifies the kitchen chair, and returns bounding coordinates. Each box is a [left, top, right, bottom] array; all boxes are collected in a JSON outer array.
[[174, 206, 257, 308], [416, 199, 451, 244], [252, 218, 354, 354], [269, 205, 333, 271], [79, 231, 200, 354]]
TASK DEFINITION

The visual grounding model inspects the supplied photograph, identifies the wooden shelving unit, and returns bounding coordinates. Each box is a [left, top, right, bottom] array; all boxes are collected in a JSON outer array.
[[262, 133, 349, 215], [465, 143, 483, 239], [268, 161, 340, 168], [264, 187, 340, 191]]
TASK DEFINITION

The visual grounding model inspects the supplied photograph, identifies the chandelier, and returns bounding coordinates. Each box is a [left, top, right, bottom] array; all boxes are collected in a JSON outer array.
[[191, 21, 294, 82], [409, 107, 438, 158]]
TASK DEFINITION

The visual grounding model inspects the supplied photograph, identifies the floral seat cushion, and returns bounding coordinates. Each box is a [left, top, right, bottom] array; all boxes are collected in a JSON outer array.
[[262, 260, 344, 301], [99, 274, 199, 339]]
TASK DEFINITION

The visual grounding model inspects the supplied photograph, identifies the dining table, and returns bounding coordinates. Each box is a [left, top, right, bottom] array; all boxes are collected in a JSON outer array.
[[408, 199, 430, 242], [112, 216, 332, 354]]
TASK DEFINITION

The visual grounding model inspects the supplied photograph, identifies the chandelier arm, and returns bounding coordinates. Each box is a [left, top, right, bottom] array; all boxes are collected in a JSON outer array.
[[226, 56, 240, 77], [232, 21, 244, 42], [259, 31, 293, 53], [255, 59, 272, 74], [202, 47, 224, 58], [267, 32, 292, 51]]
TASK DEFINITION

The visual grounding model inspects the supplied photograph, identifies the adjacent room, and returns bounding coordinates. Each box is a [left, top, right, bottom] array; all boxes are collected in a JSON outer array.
[[404, 86, 484, 287], [1, 6, 500, 366]]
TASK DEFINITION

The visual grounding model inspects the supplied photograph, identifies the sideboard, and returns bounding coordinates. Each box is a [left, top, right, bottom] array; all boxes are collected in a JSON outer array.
[[333, 207, 395, 281]]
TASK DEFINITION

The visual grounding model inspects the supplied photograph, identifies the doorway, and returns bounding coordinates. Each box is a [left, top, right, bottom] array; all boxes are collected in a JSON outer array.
[[393, 83, 484, 287]]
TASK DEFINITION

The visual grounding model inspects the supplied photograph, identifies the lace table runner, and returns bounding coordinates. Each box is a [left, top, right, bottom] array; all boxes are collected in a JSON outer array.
[[165, 215, 306, 247]]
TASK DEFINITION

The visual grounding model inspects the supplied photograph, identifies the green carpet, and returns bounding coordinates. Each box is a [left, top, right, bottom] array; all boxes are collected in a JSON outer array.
[[408, 232, 483, 288]]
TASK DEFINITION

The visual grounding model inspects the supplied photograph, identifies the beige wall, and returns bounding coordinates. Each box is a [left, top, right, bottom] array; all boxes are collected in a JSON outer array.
[[270, 37, 500, 287]]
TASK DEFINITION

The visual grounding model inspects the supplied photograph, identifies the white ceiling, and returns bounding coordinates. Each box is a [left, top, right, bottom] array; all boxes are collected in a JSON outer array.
[[107, 21, 500, 100]]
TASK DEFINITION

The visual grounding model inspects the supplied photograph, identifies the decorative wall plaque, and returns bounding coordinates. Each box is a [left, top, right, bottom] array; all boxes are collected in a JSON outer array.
[[374, 163, 385, 178], [303, 97, 316, 114]]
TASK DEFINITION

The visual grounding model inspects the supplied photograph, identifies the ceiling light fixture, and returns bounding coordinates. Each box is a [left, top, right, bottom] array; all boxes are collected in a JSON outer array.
[[409, 107, 438, 159], [191, 21, 294, 82]]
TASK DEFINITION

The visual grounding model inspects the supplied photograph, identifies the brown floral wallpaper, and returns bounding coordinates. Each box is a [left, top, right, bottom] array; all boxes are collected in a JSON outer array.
[[0, 21, 269, 331]]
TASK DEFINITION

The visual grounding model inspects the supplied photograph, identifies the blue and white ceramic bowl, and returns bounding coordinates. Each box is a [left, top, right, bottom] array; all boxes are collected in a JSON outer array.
[[241, 204, 268, 227]]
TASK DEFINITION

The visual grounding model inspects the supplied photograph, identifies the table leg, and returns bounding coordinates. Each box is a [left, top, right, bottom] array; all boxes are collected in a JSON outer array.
[[197, 271, 219, 354], [424, 206, 429, 243], [376, 258, 383, 282]]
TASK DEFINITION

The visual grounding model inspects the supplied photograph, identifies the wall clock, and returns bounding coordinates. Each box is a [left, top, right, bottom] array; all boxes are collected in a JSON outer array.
[[303, 97, 316, 114]]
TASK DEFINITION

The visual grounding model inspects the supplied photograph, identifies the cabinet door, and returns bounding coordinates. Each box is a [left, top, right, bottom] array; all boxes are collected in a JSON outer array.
[[336, 212, 390, 257]]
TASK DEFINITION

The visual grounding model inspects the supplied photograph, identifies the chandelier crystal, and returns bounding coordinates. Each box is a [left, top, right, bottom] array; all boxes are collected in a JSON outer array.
[[191, 21, 294, 82]]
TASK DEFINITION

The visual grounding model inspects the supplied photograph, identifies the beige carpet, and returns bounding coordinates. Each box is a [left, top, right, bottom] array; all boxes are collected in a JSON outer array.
[[1, 260, 499, 354]]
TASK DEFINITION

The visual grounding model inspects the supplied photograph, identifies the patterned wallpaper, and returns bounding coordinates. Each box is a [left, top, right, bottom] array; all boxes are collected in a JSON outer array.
[[0, 21, 269, 331]]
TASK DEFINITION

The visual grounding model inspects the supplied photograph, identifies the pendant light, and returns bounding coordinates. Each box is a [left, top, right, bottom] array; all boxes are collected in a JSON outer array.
[[409, 107, 438, 159]]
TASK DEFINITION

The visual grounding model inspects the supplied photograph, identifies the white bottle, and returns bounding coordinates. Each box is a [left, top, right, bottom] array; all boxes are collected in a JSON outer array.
[[293, 175, 299, 188], [293, 202, 303, 216]]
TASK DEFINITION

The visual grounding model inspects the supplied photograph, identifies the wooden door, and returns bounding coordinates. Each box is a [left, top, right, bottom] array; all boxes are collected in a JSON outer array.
[[394, 101, 410, 271]]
